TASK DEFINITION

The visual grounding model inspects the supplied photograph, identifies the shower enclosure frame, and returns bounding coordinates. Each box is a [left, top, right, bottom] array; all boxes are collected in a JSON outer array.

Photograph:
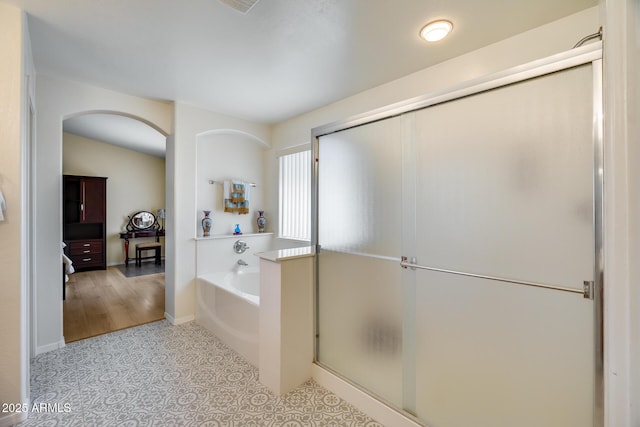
[[311, 41, 604, 427]]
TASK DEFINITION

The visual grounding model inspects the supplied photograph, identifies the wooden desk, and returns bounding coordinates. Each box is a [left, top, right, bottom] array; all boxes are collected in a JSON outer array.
[[119, 230, 165, 266]]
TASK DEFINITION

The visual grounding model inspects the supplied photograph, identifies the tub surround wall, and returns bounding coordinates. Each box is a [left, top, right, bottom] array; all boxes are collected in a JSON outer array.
[[195, 233, 275, 276], [257, 247, 315, 395]]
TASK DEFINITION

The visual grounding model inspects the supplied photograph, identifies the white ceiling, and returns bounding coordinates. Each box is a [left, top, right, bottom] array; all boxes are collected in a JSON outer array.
[[4, 0, 597, 155]]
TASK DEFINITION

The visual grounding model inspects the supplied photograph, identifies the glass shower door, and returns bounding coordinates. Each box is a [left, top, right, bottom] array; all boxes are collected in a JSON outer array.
[[411, 64, 596, 427], [316, 116, 405, 407], [316, 59, 600, 427]]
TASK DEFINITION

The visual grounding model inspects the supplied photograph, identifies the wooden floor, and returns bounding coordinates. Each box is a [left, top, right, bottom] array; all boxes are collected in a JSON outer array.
[[63, 266, 165, 343]]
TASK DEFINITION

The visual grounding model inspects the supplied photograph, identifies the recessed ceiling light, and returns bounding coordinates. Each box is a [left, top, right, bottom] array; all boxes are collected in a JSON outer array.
[[420, 20, 453, 42]]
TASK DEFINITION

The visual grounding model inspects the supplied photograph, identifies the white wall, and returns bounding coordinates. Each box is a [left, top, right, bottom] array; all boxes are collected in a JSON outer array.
[[167, 102, 270, 325], [196, 131, 268, 237], [602, 0, 640, 425], [63, 132, 166, 265], [0, 4, 32, 426], [34, 74, 172, 353]]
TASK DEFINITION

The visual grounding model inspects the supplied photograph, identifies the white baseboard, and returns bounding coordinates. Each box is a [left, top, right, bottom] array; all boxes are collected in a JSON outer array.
[[312, 364, 424, 427], [164, 312, 195, 325], [35, 339, 65, 356], [0, 406, 29, 427]]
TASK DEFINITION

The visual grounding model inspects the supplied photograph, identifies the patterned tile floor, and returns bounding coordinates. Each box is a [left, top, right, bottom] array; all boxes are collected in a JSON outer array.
[[20, 321, 383, 426]]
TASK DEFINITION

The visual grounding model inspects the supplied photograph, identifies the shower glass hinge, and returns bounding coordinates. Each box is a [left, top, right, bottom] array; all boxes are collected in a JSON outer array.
[[583, 280, 595, 300]]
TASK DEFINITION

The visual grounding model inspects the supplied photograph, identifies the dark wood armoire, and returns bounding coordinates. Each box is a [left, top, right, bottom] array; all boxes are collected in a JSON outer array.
[[63, 175, 107, 271]]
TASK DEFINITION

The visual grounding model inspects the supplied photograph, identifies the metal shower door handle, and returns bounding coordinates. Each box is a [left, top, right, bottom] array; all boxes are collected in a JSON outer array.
[[400, 256, 593, 299]]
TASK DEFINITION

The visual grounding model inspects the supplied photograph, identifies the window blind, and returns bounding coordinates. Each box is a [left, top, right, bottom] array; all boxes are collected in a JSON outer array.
[[279, 149, 311, 241]]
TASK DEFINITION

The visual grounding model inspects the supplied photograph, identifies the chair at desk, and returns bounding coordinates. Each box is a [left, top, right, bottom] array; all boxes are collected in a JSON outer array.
[[135, 242, 162, 267]]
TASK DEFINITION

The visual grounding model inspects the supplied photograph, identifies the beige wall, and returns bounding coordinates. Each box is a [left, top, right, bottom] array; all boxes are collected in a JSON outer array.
[[63, 132, 166, 266], [0, 3, 29, 426]]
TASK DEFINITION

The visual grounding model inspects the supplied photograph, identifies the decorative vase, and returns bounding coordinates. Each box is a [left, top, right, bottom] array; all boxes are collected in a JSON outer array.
[[256, 210, 266, 233], [202, 211, 213, 237], [233, 223, 242, 235]]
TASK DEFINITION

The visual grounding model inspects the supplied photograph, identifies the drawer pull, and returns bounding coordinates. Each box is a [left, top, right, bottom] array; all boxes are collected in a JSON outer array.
[[83, 250, 91, 253], [83, 244, 91, 247], [82, 258, 92, 262]]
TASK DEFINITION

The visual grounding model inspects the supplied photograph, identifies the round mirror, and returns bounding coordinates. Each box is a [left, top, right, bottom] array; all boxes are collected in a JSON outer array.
[[129, 211, 157, 230]]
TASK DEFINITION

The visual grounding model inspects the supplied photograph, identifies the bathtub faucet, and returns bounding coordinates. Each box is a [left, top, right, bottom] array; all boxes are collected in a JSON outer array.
[[233, 240, 250, 254], [237, 259, 248, 266]]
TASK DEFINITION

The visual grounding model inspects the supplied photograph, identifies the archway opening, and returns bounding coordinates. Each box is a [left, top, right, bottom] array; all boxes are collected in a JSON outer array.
[[61, 111, 168, 342]]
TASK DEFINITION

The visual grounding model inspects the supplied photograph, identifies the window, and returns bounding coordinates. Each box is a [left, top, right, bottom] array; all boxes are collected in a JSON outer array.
[[279, 149, 311, 241]]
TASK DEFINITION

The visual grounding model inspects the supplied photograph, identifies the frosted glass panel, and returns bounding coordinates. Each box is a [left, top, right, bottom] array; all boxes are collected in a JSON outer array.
[[317, 116, 404, 406], [318, 117, 402, 257], [415, 271, 594, 427], [414, 65, 594, 287], [413, 65, 595, 426], [317, 251, 403, 406]]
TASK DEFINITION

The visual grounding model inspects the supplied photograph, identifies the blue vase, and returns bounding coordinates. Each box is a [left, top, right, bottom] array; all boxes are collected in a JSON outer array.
[[233, 224, 242, 235]]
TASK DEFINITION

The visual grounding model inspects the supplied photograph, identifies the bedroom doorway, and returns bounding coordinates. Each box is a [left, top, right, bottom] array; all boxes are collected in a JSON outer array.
[[61, 112, 168, 341]]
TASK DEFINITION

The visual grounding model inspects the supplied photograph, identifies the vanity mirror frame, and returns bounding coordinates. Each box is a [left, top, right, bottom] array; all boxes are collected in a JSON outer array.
[[126, 210, 160, 232]]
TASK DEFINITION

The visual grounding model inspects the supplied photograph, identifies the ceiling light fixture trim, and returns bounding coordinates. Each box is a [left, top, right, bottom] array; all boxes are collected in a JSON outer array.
[[218, 0, 260, 14], [420, 20, 453, 42]]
